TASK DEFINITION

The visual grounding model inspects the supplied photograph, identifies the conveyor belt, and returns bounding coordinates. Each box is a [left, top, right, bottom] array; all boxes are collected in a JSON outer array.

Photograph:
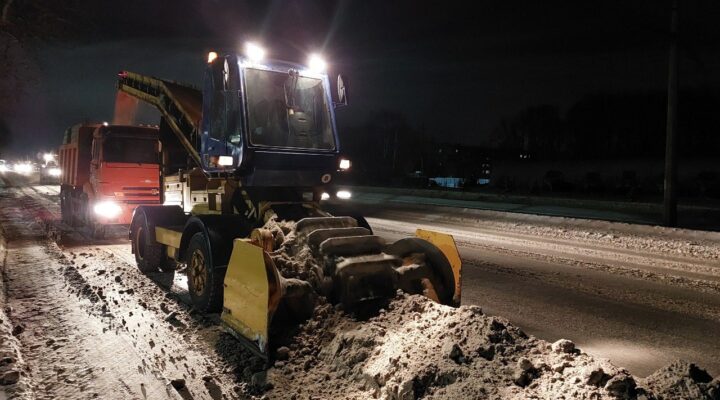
[[117, 71, 203, 166]]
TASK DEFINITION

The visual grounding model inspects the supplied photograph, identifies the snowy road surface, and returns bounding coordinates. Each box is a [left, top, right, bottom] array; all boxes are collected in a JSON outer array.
[[0, 183, 259, 399], [1, 182, 718, 399]]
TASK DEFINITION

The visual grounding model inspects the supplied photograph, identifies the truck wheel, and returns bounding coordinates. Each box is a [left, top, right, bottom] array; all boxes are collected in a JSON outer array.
[[132, 218, 164, 274], [186, 232, 225, 313], [80, 194, 91, 228], [60, 190, 71, 225], [92, 223, 106, 240]]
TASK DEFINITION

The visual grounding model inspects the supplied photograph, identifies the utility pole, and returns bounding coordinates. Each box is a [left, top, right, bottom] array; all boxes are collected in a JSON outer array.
[[663, 0, 679, 226]]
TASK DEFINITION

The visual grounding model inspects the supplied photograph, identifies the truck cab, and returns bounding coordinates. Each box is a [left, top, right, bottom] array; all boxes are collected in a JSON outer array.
[[59, 124, 161, 237], [199, 55, 342, 189]]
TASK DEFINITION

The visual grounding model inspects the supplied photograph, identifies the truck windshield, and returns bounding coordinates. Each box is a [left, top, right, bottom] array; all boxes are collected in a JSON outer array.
[[103, 137, 158, 164], [245, 68, 335, 150]]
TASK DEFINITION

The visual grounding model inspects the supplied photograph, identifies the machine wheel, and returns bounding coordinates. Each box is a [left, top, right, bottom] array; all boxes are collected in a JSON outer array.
[[185, 232, 225, 313], [132, 216, 164, 274]]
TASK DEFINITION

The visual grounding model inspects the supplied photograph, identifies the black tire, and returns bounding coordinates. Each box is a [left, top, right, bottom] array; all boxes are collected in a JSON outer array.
[[60, 190, 71, 225], [132, 216, 164, 274], [81, 194, 90, 227], [92, 223, 106, 240], [185, 232, 225, 313]]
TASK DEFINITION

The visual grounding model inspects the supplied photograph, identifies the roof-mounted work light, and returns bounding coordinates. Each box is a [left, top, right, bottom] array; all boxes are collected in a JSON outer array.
[[245, 42, 266, 62]]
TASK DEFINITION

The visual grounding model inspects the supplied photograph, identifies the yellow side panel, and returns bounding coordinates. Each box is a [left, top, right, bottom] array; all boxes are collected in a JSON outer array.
[[154, 227, 182, 249], [415, 229, 462, 306], [221, 239, 270, 353]]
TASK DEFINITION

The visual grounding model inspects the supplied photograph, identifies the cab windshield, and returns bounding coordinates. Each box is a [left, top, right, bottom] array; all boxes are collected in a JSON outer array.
[[103, 137, 158, 164], [245, 68, 335, 150]]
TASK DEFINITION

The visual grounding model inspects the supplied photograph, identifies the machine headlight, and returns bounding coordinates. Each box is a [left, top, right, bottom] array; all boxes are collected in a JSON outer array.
[[218, 156, 234, 166], [0, 165, 7, 173], [336, 190, 352, 200], [48, 168, 62, 177], [245, 42, 266, 62], [94, 201, 122, 218], [321, 192, 330, 200], [339, 158, 351, 170], [308, 54, 327, 73]]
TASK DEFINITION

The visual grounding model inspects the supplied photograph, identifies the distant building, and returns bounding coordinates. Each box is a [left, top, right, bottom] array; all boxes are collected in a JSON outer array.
[[421, 143, 491, 188]]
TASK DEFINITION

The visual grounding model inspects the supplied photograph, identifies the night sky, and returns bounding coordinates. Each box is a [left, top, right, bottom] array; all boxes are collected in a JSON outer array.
[[2, 0, 720, 157]]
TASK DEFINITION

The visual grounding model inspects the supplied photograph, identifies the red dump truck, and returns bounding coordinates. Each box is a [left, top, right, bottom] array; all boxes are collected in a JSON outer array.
[[58, 123, 161, 238]]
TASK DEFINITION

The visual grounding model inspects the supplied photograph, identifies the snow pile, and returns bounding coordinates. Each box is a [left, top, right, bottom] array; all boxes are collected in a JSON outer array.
[[640, 361, 720, 400], [253, 217, 720, 400], [264, 219, 322, 283], [264, 294, 718, 400]]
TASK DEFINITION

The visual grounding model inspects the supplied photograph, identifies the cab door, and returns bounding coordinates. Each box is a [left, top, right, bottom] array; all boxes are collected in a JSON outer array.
[[201, 55, 244, 171]]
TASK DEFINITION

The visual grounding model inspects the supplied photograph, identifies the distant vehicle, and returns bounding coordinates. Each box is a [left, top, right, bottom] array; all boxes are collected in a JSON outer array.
[[40, 159, 62, 184], [58, 123, 161, 238], [12, 160, 35, 175]]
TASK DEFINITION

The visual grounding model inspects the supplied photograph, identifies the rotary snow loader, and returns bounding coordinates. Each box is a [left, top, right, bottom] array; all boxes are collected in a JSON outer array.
[[117, 47, 462, 357]]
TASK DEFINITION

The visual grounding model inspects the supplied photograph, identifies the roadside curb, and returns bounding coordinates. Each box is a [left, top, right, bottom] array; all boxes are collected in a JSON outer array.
[[0, 225, 32, 399]]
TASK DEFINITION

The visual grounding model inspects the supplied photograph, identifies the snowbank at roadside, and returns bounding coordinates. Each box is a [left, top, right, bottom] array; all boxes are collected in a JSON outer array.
[[0, 227, 31, 399]]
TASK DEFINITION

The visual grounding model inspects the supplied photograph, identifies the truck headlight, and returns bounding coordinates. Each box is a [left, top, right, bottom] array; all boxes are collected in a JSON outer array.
[[94, 201, 122, 218], [48, 168, 61, 177], [336, 190, 352, 199]]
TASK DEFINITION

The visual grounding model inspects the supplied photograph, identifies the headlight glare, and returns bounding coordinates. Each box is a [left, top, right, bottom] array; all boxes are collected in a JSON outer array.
[[93, 201, 122, 218], [339, 158, 351, 170]]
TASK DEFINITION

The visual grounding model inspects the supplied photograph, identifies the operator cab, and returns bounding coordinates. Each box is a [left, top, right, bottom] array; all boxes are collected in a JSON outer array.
[[201, 52, 347, 187]]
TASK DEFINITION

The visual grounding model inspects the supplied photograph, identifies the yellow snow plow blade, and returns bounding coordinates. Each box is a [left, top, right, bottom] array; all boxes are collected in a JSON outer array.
[[221, 239, 281, 356], [415, 229, 462, 306]]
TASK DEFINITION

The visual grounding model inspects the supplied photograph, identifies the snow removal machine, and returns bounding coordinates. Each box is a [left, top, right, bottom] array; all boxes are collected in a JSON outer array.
[[117, 44, 462, 357]]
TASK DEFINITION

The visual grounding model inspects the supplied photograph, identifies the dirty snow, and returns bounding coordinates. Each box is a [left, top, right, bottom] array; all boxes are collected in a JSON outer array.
[[1, 181, 719, 399]]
